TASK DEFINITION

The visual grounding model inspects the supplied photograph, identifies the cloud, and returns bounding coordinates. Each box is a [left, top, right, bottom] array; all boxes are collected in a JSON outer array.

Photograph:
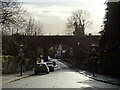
[[20, 0, 106, 3], [22, 1, 106, 35]]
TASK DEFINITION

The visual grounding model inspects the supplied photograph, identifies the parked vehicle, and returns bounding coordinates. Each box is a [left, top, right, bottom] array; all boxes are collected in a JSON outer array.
[[49, 59, 56, 66], [45, 61, 54, 72], [34, 63, 49, 74], [50, 60, 56, 66]]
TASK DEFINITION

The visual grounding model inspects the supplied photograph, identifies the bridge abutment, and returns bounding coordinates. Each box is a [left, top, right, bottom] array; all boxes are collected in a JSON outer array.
[[43, 48, 49, 62]]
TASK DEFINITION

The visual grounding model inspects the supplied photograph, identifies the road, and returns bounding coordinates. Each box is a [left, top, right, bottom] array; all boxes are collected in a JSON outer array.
[[2, 59, 120, 89]]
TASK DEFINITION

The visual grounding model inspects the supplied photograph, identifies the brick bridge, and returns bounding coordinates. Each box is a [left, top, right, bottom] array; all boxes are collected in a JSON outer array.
[[15, 35, 100, 62]]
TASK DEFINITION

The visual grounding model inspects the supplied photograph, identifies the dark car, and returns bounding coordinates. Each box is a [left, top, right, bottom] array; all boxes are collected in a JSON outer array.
[[49, 59, 56, 66], [45, 62, 54, 72], [34, 63, 49, 74], [52, 61, 56, 66]]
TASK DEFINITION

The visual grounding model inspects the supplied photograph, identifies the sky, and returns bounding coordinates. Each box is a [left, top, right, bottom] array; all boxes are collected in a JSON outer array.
[[21, 0, 106, 35]]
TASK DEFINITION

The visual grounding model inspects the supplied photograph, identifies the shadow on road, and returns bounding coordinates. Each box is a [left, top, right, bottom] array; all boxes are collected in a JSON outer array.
[[29, 73, 47, 77]]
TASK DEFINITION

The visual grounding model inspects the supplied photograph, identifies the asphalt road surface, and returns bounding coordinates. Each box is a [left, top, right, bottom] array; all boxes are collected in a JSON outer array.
[[2, 59, 120, 89]]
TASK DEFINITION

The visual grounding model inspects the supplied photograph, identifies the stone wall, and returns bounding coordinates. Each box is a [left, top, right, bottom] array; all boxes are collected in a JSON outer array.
[[2, 57, 33, 74]]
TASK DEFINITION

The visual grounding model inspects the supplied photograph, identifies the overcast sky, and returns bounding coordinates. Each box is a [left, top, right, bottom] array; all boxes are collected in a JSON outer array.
[[21, 0, 106, 35]]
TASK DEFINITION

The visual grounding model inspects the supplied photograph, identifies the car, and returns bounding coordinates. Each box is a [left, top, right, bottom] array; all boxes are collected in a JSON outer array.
[[49, 60, 56, 66], [52, 61, 56, 66], [34, 63, 49, 74], [45, 61, 54, 72]]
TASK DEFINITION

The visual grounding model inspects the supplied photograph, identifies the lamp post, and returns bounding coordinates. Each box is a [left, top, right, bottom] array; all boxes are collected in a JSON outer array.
[[18, 44, 24, 76], [90, 44, 97, 77]]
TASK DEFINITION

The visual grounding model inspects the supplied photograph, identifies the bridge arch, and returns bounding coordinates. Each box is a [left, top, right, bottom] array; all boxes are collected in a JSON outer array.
[[40, 43, 85, 62], [11, 35, 99, 62], [2, 35, 100, 68], [48, 44, 75, 58]]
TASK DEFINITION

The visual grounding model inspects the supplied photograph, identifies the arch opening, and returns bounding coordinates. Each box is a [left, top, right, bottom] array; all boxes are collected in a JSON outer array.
[[48, 44, 77, 65]]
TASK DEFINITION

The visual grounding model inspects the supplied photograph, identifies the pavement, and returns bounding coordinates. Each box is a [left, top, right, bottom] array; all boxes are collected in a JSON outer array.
[[78, 69, 120, 86], [2, 64, 59, 85], [60, 60, 120, 86], [2, 70, 34, 85], [3, 60, 119, 88], [2, 60, 120, 87]]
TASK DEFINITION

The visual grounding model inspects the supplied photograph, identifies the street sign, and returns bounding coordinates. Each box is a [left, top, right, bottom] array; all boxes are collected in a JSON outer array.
[[18, 48, 24, 57]]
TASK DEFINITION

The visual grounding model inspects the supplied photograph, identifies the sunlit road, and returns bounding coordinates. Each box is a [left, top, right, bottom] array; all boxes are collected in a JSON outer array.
[[3, 59, 120, 89]]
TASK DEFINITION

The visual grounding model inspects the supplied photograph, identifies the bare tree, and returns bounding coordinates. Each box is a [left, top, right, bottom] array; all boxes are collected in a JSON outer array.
[[24, 17, 43, 36], [65, 10, 91, 35], [35, 21, 43, 35], [24, 17, 35, 35], [0, 0, 26, 35]]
